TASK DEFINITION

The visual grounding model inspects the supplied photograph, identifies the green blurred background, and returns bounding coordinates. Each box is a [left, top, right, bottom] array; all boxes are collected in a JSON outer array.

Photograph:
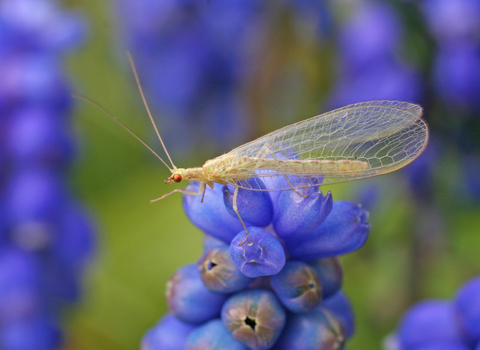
[[62, 1, 480, 349]]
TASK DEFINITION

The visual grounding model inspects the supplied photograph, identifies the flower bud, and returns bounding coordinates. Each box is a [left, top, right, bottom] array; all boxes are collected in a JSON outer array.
[[273, 188, 332, 239], [270, 261, 322, 313], [185, 319, 249, 350], [230, 227, 285, 277], [198, 246, 252, 293], [288, 201, 370, 260], [141, 314, 195, 350], [222, 289, 286, 350], [308, 257, 343, 299], [166, 264, 228, 324], [275, 308, 345, 350]]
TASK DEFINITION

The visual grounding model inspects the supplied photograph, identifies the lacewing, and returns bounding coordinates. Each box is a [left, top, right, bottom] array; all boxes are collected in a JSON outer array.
[[75, 53, 429, 244]]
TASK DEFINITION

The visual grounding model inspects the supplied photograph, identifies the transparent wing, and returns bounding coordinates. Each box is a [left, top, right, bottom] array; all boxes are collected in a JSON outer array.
[[220, 100, 428, 191]]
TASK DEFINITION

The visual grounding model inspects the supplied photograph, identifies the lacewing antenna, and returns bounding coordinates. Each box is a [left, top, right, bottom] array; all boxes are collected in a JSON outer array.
[[126, 51, 177, 170], [72, 93, 174, 172]]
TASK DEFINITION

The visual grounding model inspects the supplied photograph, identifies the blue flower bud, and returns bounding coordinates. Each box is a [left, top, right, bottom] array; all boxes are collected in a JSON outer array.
[[183, 182, 249, 243], [221, 289, 286, 350], [397, 300, 466, 349], [223, 179, 273, 227], [198, 246, 252, 293], [273, 187, 332, 239], [454, 276, 480, 343], [270, 261, 322, 313], [141, 314, 196, 350], [308, 257, 343, 299], [321, 291, 355, 339], [287, 201, 370, 260], [185, 319, 249, 350], [0, 315, 62, 350], [166, 264, 228, 324], [274, 307, 345, 350], [230, 227, 286, 277]]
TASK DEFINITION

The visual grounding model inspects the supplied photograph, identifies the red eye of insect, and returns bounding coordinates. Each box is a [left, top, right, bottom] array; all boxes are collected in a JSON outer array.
[[173, 174, 182, 183]]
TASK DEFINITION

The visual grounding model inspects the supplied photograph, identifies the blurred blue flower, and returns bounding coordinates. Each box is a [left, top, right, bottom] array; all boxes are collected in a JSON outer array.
[[337, 2, 403, 76], [454, 276, 480, 343], [116, 0, 264, 155], [329, 58, 423, 108], [0, 1, 94, 349], [391, 275, 480, 350], [433, 42, 480, 110], [329, 1, 423, 108], [421, 0, 480, 44]]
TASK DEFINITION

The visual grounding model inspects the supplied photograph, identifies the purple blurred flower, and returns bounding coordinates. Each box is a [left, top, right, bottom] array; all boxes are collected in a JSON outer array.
[[421, 0, 480, 44], [433, 42, 480, 110]]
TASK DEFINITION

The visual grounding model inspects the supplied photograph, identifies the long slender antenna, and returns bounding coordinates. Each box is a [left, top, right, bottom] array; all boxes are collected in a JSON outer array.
[[126, 51, 177, 170], [72, 93, 174, 172]]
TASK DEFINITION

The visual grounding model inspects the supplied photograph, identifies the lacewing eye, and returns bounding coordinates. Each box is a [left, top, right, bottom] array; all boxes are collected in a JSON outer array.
[[173, 174, 183, 183]]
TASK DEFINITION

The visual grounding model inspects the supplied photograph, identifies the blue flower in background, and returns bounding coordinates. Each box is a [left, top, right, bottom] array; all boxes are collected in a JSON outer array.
[[388, 275, 480, 350], [329, 1, 423, 108], [0, 1, 95, 349], [143, 180, 368, 349]]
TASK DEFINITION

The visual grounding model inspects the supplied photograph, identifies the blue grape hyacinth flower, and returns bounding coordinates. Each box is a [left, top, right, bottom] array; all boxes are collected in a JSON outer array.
[[143, 178, 370, 349], [389, 275, 480, 350], [0, 1, 95, 349]]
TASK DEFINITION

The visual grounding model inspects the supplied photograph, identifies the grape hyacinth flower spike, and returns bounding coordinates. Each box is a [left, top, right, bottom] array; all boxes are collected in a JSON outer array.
[[141, 177, 368, 349]]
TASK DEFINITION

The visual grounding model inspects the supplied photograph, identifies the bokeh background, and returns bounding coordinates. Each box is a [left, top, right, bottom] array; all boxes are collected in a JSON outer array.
[[1, 0, 480, 349]]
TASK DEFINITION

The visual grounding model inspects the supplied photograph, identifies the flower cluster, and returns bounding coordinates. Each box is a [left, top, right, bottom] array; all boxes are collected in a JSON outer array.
[[0, 0, 94, 349], [142, 178, 370, 350], [387, 275, 480, 350]]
